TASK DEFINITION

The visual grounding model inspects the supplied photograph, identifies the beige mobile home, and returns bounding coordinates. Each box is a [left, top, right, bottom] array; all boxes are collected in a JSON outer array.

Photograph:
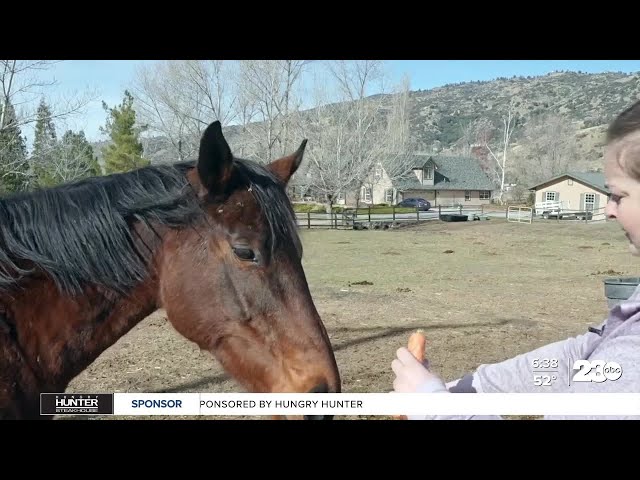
[[529, 172, 609, 219]]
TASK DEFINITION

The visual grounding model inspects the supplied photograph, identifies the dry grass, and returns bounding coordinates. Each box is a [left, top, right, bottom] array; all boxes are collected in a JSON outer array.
[[64, 218, 634, 420]]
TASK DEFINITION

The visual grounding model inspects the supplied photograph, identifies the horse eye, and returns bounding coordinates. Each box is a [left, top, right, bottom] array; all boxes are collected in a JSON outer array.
[[233, 247, 256, 262]]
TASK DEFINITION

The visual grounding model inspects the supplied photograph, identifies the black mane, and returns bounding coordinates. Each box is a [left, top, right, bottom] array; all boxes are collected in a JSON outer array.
[[232, 158, 301, 257], [0, 158, 300, 296]]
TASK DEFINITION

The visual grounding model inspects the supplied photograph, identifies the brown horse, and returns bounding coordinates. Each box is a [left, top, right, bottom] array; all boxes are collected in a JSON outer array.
[[0, 121, 341, 420]]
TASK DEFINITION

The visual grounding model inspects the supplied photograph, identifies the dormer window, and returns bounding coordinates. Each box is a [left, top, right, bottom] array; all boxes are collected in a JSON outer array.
[[425, 166, 433, 180]]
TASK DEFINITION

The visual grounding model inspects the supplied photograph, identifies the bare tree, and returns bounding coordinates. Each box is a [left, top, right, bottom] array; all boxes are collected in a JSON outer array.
[[131, 60, 239, 162], [292, 61, 415, 211], [232, 81, 260, 158], [132, 62, 194, 161], [0, 61, 96, 191], [324, 60, 389, 208], [0, 60, 96, 134], [236, 60, 309, 162], [468, 117, 498, 183], [280, 60, 308, 156], [477, 106, 517, 203], [46, 132, 98, 184], [354, 74, 420, 206], [378, 74, 419, 187], [473, 117, 494, 146], [454, 120, 477, 156], [512, 113, 580, 186], [293, 79, 374, 212]]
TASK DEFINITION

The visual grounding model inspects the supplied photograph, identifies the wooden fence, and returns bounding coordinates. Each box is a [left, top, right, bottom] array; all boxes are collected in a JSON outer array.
[[295, 205, 491, 229], [295, 203, 609, 229]]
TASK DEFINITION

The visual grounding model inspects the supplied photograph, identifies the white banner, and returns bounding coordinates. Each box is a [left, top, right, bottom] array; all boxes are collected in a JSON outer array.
[[110, 392, 640, 416]]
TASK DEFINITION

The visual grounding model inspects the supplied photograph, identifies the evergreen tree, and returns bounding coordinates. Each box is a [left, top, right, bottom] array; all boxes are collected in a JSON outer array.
[[100, 90, 149, 174], [31, 98, 58, 186], [0, 100, 30, 193], [62, 130, 100, 177]]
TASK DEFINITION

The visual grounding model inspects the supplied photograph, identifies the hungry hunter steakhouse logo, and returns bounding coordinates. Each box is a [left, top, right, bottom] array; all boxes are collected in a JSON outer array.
[[40, 393, 114, 416], [57, 395, 99, 409]]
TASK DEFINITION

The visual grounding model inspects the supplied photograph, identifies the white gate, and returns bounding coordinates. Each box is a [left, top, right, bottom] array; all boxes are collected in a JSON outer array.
[[507, 206, 533, 224]]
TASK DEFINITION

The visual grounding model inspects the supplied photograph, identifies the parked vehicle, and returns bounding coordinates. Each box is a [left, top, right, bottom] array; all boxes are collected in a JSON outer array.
[[397, 198, 431, 211]]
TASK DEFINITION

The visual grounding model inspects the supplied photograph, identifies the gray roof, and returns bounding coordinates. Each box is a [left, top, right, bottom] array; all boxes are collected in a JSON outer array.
[[529, 171, 609, 193], [395, 155, 495, 191]]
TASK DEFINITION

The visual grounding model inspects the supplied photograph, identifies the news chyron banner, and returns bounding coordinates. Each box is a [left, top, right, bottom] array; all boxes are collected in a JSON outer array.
[[40, 392, 640, 417]]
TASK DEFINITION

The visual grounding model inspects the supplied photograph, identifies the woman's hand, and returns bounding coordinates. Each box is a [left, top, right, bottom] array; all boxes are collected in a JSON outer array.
[[391, 347, 448, 393]]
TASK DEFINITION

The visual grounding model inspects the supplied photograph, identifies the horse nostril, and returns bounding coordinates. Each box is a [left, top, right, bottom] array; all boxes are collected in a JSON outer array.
[[305, 383, 332, 419], [308, 383, 329, 393], [304, 414, 333, 420]]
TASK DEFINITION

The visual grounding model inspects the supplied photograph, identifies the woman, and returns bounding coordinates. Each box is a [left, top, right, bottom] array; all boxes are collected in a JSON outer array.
[[391, 100, 640, 419]]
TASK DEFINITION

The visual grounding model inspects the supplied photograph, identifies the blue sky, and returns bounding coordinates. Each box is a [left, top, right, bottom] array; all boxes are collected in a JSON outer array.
[[386, 60, 640, 90], [26, 60, 640, 144]]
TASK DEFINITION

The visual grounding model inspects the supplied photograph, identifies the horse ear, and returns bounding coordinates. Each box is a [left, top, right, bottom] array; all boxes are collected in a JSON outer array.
[[268, 139, 308, 184], [196, 121, 233, 194]]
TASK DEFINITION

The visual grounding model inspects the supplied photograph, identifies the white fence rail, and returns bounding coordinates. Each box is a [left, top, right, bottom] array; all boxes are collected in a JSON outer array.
[[534, 200, 569, 216], [507, 206, 532, 223]]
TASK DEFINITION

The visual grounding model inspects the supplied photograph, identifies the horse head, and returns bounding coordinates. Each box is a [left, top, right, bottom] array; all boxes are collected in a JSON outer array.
[[158, 122, 341, 416]]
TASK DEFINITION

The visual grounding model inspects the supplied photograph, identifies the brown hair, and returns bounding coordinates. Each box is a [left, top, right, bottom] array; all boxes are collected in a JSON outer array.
[[607, 99, 640, 181]]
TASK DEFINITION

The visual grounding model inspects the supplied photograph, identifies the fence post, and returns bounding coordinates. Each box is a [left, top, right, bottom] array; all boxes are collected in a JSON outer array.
[[307, 211, 311, 229], [416, 206, 419, 222], [481, 204, 484, 215], [459, 205, 462, 214], [393, 205, 396, 221], [368, 205, 371, 222]]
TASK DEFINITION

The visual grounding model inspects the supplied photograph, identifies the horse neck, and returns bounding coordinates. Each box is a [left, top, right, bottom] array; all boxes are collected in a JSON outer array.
[[0, 271, 159, 393]]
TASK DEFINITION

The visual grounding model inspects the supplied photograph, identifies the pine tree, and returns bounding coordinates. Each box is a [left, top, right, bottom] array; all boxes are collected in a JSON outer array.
[[100, 90, 149, 174], [31, 99, 58, 187], [62, 130, 100, 177], [0, 100, 30, 193]]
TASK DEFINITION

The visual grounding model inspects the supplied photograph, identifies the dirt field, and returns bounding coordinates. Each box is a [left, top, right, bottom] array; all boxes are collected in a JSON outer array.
[[64, 218, 634, 420]]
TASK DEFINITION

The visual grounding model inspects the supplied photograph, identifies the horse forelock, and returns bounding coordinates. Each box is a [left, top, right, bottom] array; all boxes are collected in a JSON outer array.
[[231, 157, 302, 258]]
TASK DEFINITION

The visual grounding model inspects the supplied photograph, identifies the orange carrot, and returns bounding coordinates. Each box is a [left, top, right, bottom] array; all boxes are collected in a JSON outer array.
[[407, 329, 426, 362], [393, 329, 427, 420]]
